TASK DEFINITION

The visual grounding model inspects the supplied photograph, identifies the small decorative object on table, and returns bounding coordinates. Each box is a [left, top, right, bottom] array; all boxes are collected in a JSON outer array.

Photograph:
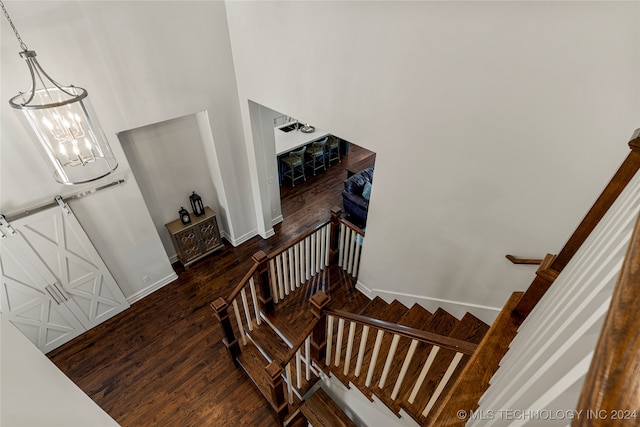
[[179, 207, 191, 225], [190, 191, 205, 216]]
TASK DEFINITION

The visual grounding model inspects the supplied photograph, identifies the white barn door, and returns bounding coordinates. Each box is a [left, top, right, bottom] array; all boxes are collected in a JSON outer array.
[[0, 201, 129, 352], [0, 234, 86, 353]]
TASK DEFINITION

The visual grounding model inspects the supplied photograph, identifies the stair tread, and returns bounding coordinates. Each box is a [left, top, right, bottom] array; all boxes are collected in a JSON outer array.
[[357, 296, 388, 317], [391, 309, 460, 407], [235, 343, 277, 409], [428, 292, 524, 426], [300, 388, 357, 427], [397, 304, 432, 329], [247, 321, 291, 363], [381, 300, 410, 323], [400, 312, 490, 422]]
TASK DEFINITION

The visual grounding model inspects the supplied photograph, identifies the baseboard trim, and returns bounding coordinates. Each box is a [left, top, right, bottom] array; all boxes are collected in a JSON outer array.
[[221, 229, 259, 247], [356, 280, 502, 324], [272, 215, 283, 226], [127, 272, 178, 305]]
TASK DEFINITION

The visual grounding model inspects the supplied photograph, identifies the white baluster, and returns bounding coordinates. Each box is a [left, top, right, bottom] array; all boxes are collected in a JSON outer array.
[[240, 289, 253, 331], [408, 346, 440, 404], [316, 228, 323, 273], [268, 260, 278, 304], [347, 229, 356, 274], [232, 299, 247, 346], [296, 348, 302, 389], [288, 248, 295, 292], [281, 252, 289, 296], [324, 224, 331, 267], [355, 325, 370, 377], [365, 330, 385, 387], [379, 334, 401, 388], [304, 234, 313, 280], [334, 318, 345, 367], [249, 278, 261, 325], [275, 255, 284, 299], [352, 234, 363, 277], [422, 352, 464, 417], [293, 244, 300, 287], [338, 223, 345, 267], [305, 336, 311, 381], [391, 339, 419, 399], [286, 363, 293, 404], [309, 233, 318, 275], [343, 321, 357, 375], [326, 315, 335, 365]]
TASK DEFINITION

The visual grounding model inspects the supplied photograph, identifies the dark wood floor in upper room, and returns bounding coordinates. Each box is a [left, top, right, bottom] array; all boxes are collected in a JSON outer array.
[[46, 143, 375, 427]]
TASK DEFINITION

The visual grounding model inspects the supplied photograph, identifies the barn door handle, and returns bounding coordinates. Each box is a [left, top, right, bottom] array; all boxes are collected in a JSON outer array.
[[52, 283, 69, 302], [45, 285, 62, 305]]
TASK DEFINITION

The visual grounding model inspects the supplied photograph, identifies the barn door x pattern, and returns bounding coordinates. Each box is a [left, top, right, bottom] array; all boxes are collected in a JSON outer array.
[[0, 199, 128, 352]]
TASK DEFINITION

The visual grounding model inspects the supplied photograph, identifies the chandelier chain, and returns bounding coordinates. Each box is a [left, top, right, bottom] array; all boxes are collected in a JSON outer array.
[[0, 0, 28, 51]]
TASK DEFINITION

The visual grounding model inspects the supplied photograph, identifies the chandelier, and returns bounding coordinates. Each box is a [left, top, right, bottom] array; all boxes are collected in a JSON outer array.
[[1, 1, 118, 185]]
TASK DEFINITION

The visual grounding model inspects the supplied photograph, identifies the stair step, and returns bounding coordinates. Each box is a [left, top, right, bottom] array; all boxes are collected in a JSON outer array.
[[300, 387, 357, 427], [357, 296, 389, 317], [235, 343, 279, 410], [247, 320, 292, 363], [428, 292, 524, 426], [401, 312, 490, 424], [392, 309, 459, 405]]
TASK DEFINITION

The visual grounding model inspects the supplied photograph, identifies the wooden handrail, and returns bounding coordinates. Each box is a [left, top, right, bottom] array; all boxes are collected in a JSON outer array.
[[514, 132, 640, 319], [505, 254, 543, 265], [573, 206, 640, 425], [266, 217, 332, 261], [280, 317, 321, 368], [325, 308, 478, 355], [225, 262, 259, 305], [338, 216, 365, 237]]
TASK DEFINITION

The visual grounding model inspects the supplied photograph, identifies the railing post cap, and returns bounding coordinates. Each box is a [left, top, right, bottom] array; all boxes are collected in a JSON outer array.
[[331, 206, 343, 216], [252, 250, 268, 263], [265, 361, 283, 379], [211, 297, 228, 312], [310, 291, 330, 309], [629, 128, 640, 148]]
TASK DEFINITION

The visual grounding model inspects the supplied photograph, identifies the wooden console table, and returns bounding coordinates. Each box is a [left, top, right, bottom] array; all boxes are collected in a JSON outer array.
[[165, 206, 224, 268]]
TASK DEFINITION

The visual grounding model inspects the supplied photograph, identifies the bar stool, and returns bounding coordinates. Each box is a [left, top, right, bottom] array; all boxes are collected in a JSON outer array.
[[281, 146, 306, 186], [305, 137, 328, 176], [326, 136, 341, 166]]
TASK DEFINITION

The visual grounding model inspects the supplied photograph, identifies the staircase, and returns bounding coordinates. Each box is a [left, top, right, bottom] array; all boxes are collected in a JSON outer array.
[[218, 132, 640, 427], [211, 210, 492, 427]]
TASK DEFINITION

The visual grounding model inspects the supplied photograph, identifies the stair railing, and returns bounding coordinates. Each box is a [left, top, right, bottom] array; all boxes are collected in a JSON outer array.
[[267, 216, 333, 303], [322, 307, 477, 418], [275, 292, 331, 407], [514, 131, 640, 320], [211, 251, 271, 361]]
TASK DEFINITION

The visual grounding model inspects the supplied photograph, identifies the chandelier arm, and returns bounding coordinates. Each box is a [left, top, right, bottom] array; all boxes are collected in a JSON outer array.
[[18, 57, 37, 106], [30, 57, 79, 99]]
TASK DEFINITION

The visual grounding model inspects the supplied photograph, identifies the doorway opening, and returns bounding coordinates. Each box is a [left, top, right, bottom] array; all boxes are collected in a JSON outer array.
[[249, 101, 376, 232]]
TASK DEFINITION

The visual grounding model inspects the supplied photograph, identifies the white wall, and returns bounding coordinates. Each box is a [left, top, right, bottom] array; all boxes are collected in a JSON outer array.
[[1, 315, 120, 426], [1, 2, 254, 300], [119, 113, 224, 259], [227, 1, 639, 323]]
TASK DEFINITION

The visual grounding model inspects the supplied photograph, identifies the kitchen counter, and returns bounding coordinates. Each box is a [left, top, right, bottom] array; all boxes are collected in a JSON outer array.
[[274, 122, 330, 156]]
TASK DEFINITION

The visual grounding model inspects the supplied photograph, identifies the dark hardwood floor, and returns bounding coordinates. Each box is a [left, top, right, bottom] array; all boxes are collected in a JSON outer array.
[[47, 143, 375, 427]]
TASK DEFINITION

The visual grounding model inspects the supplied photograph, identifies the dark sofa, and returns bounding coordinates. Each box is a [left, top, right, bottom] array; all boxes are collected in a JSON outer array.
[[342, 166, 374, 226]]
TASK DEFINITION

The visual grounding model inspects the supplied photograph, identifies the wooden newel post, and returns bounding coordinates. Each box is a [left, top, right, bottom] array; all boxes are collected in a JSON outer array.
[[310, 291, 330, 363], [253, 250, 275, 315], [211, 297, 240, 364], [329, 207, 343, 265], [266, 361, 288, 425]]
